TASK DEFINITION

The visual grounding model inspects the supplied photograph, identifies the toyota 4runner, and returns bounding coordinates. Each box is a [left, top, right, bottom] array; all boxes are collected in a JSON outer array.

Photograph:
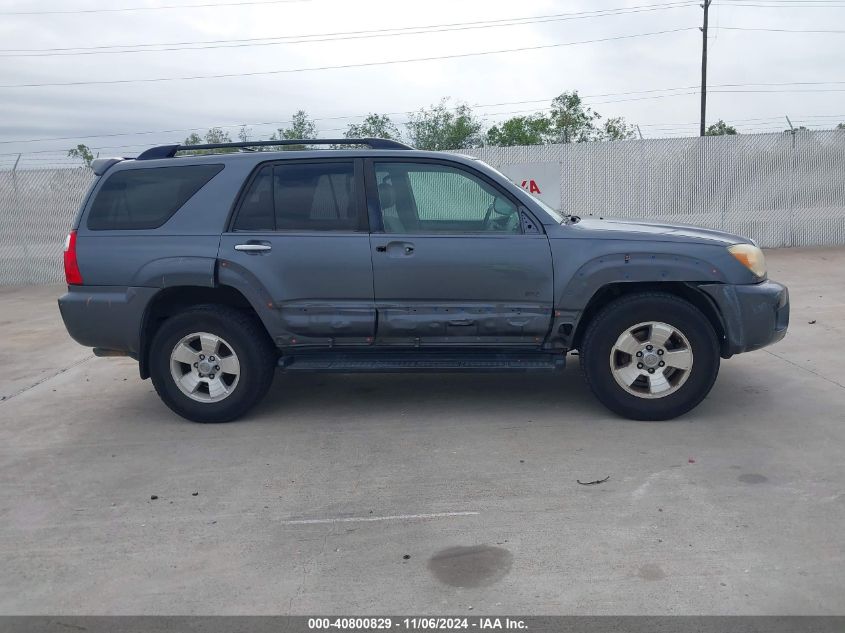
[[58, 138, 789, 423]]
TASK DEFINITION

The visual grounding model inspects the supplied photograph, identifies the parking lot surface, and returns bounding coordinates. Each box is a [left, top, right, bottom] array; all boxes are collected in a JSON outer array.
[[0, 247, 843, 615]]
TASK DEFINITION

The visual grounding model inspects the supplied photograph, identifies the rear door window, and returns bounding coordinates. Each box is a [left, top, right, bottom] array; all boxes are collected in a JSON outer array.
[[232, 165, 274, 231], [233, 160, 363, 232], [87, 164, 223, 230]]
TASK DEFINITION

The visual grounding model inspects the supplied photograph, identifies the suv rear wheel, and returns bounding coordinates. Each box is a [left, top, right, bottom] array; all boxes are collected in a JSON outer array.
[[580, 293, 720, 420], [149, 305, 276, 423]]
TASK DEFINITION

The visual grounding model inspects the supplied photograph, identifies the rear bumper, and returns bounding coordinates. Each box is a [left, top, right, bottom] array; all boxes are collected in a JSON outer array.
[[58, 286, 158, 357], [699, 280, 789, 357]]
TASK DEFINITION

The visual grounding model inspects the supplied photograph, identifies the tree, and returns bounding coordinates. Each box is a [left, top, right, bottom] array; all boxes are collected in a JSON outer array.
[[485, 113, 551, 146], [272, 110, 317, 140], [183, 132, 203, 146], [182, 127, 237, 154], [268, 110, 318, 150], [601, 117, 637, 141], [405, 98, 483, 150], [204, 127, 232, 144], [548, 91, 601, 143], [67, 143, 95, 167], [705, 120, 738, 136], [482, 92, 637, 146], [837, 123, 844, 130], [345, 113, 401, 140]]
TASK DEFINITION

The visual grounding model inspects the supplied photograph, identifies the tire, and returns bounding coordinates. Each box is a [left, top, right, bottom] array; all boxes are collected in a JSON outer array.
[[579, 292, 720, 421], [149, 304, 277, 423]]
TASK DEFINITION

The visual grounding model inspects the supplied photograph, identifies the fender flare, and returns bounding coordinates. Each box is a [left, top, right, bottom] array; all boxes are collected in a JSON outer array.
[[548, 252, 729, 349]]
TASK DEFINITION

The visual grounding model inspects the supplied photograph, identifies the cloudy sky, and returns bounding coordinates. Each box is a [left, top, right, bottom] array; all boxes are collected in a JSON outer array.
[[0, 0, 843, 168]]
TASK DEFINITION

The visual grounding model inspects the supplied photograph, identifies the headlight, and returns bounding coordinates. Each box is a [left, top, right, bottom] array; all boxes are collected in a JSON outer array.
[[728, 243, 766, 278]]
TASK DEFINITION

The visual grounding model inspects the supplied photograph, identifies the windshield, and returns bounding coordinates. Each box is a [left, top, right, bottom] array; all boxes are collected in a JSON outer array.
[[474, 159, 566, 224]]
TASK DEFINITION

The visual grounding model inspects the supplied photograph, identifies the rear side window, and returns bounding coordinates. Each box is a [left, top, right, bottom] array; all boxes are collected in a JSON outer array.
[[232, 165, 274, 231], [87, 164, 223, 230], [233, 161, 362, 232]]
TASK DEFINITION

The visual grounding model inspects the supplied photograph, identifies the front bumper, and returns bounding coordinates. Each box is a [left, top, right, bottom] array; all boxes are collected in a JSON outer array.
[[699, 280, 789, 357]]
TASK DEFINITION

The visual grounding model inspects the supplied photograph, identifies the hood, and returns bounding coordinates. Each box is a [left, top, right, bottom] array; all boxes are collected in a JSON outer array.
[[566, 216, 752, 246]]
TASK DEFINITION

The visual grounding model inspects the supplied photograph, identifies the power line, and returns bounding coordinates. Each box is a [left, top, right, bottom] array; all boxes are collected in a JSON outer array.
[[0, 28, 698, 89], [710, 88, 845, 92], [0, 3, 699, 57], [10, 0, 835, 18], [1, 82, 841, 150], [0, 0, 309, 16], [0, 85, 786, 146], [718, 0, 845, 3], [714, 80, 845, 87], [4, 98, 843, 158], [4, 118, 842, 162], [715, 2, 845, 7], [641, 113, 845, 126], [716, 26, 845, 32], [0, 90, 702, 154]]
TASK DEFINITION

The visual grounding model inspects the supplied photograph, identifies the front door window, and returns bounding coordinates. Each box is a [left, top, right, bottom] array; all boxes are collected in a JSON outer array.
[[374, 162, 520, 234]]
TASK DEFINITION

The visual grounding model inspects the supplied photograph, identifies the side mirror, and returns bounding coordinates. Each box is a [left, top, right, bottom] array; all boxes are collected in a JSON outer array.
[[493, 196, 517, 216]]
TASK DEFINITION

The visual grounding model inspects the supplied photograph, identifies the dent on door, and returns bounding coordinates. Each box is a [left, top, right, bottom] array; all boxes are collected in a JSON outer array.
[[220, 234, 376, 346], [375, 303, 550, 344], [371, 236, 553, 346]]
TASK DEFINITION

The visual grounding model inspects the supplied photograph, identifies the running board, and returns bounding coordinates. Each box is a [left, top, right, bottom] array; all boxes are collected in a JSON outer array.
[[278, 351, 565, 373]]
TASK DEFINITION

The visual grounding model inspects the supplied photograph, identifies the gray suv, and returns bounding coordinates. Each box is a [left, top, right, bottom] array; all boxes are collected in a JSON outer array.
[[58, 138, 789, 423]]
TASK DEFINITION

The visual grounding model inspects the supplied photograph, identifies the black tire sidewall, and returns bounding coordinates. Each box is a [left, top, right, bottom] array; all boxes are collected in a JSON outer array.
[[582, 296, 720, 420], [150, 309, 274, 423]]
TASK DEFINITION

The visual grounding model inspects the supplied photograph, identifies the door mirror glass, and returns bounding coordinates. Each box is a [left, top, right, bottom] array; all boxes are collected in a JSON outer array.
[[493, 196, 517, 216]]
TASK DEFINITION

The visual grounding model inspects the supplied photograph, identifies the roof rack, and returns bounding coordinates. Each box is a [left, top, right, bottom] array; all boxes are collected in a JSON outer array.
[[136, 137, 412, 160]]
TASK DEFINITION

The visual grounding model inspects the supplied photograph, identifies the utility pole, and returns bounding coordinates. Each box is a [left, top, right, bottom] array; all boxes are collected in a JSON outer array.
[[700, 0, 712, 136], [785, 115, 797, 148]]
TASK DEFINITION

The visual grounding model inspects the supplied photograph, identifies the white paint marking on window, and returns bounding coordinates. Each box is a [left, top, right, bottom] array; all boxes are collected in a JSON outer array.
[[279, 511, 479, 525]]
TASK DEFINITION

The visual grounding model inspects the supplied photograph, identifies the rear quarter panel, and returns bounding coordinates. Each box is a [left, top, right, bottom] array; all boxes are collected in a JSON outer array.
[[73, 159, 253, 286]]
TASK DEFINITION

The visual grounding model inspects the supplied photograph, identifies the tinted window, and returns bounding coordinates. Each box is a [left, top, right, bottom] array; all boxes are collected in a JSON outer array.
[[375, 162, 519, 234], [232, 165, 274, 231], [233, 161, 361, 232], [274, 162, 359, 231], [87, 164, 223, 230]]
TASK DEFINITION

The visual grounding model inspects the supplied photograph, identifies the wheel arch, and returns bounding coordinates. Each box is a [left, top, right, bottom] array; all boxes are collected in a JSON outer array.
[[566, 282, 728, 356], [138, 284, 270, 379]]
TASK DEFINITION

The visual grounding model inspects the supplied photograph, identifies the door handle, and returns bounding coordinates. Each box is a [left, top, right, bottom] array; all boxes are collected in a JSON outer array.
[[235, 243, 272, 253], [375, 241, 415, 256]]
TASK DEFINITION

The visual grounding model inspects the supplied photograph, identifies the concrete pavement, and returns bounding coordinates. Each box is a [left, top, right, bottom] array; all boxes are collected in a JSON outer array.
[[0, 247, 843, 615]]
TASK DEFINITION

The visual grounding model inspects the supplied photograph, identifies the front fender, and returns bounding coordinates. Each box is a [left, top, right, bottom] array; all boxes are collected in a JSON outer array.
[[559, 251, 729, 309], [546, 250, 732, 350]]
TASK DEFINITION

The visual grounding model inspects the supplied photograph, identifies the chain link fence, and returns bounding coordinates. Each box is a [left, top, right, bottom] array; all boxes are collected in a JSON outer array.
[[1, 130, 844, 285], [0, 168, 93, 285], [455, 129, 845, 249]]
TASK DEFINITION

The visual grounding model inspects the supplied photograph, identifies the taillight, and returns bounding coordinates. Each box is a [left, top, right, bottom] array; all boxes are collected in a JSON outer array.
[[63, 230, 83, 285]]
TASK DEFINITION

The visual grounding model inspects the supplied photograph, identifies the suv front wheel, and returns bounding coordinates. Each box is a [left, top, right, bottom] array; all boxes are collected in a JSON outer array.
[[580, 293, 720, 420], [149, 305, 277, 423]]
